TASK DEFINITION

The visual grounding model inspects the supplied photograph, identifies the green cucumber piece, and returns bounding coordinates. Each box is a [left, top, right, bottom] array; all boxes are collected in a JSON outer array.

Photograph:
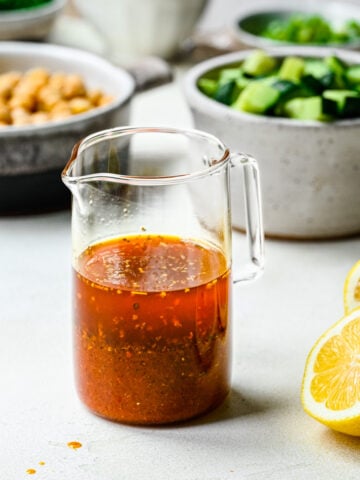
[[322, 97, 338, 117], [326, 56, 347, 75], [343, 96, 360, 117], [323, 89, 358, 111], [197, 78, 218, 97], [242, 50, 277, 77], [302, 72, 337, 93], [272, 79, 298, 96], [283, 96, 323, 120], [323, 89, 360, 117], [325, 56, 348, 88], [233, 82, 280, 114], [214, 80, 238, 105], [304, 59, 330, 78], [301, 75, 325, 94], [272, 79, 312, 107], [235, 73, 251, 90], [319, 72, 336, 89], [346, 65, 360, 85], [219, 67, 242, 85], [279, 56, 305, 83]]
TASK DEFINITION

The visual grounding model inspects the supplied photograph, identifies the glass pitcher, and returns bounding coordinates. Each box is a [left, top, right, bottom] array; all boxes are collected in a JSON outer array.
[[62, 126, 264, 425]]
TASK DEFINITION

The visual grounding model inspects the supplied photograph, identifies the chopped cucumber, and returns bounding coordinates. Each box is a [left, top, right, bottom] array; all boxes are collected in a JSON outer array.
[[319, 72, 336, 89], [301, 75, 326, 94], [322, 97, 338, 117], [235, 74, 251, 90], [304, 59, 330, 78], [272, 79, 298, 96], [326, 56, 347, 76], [323, 89, 360, 116], [197, 78, 218, 97], [323, 89, 358, 104], [233, 82, 280, 114], [325, 56, 347, 88], [346, 65, 360, 85], [218, 67, 242, 85], [343, 96, 360, 118], [279, 57, 305, 83], [259, 13, 360, 46], [242, 50, 277, 77], [283, 97, 323, 120], [197, 50, 360, 121], [214, 81, 238, 105]]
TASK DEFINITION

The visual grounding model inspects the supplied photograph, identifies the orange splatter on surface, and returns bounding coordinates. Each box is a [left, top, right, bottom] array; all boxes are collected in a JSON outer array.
[[26, 469, 36, 475], [38, 461, 45, 466], [67, 441, 82, 450]]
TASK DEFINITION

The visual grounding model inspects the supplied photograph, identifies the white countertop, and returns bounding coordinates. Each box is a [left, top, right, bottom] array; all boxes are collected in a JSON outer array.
[[1, 78, 360, 480]]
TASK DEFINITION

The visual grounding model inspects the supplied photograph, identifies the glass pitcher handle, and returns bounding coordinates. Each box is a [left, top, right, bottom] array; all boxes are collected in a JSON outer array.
[[231, 153, 265, 284]]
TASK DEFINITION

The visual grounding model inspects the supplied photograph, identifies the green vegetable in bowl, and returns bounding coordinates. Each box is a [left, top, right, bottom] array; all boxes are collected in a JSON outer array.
[[260, 14, 360, 45], [0, 0, 52, 10], [197, 50, 360, 121]]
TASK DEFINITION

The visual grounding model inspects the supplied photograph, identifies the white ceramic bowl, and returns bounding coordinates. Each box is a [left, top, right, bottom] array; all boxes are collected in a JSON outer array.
[[0, 41, 135, 213], [233, 1, 360, 50], [0, 0, 66, 40], [184, 47, 360, 239], [74, 0, 208, 62]]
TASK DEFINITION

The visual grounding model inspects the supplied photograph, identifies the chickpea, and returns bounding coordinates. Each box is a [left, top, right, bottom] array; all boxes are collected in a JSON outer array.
[[37, 85, 62, 111], [51, 109, 72, 121], [30, 112, 50, 125], [51, 100, 71, 114], [87, 89, 103, 105], [97, 94, 115, 107], [61, 74, 86, 99], [50, 100, 72, 120], [48, 72, 66, 92], [12, 70, 48, 99], [23, 68, 49, 90], [13, 116, 32, 126], [13, 78, 36, 95], [68, 97, 93, 114], [9, 92, 35, 112], [0, 71, 21, 100], [0, 103, 10, 124], [10, 107, 32, 126]]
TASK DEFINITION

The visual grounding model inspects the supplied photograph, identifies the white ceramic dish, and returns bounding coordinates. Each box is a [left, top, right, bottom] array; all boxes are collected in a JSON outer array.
[[0, 41, 135, 213], [74, 0, 208, 63], [183, 47, 360, 239], [0, 0, 66, 40], [233, 1, 360, 50]]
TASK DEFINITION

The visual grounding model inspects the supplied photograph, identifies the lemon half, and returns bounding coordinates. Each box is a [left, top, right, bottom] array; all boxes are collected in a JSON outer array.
[[302, 308, 360, 436], [344, 260, 360, 314]]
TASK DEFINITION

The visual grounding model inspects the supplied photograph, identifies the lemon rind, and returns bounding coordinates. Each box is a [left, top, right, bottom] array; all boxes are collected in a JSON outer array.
[[343, 260, 360, 314]]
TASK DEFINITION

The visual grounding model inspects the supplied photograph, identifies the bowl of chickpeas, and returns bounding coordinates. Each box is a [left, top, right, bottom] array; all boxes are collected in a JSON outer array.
[[0, 41, 135, 213]]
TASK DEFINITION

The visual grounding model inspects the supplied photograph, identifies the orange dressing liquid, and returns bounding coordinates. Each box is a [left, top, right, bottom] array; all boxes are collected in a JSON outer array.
[[74, 234, 231, 424]]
